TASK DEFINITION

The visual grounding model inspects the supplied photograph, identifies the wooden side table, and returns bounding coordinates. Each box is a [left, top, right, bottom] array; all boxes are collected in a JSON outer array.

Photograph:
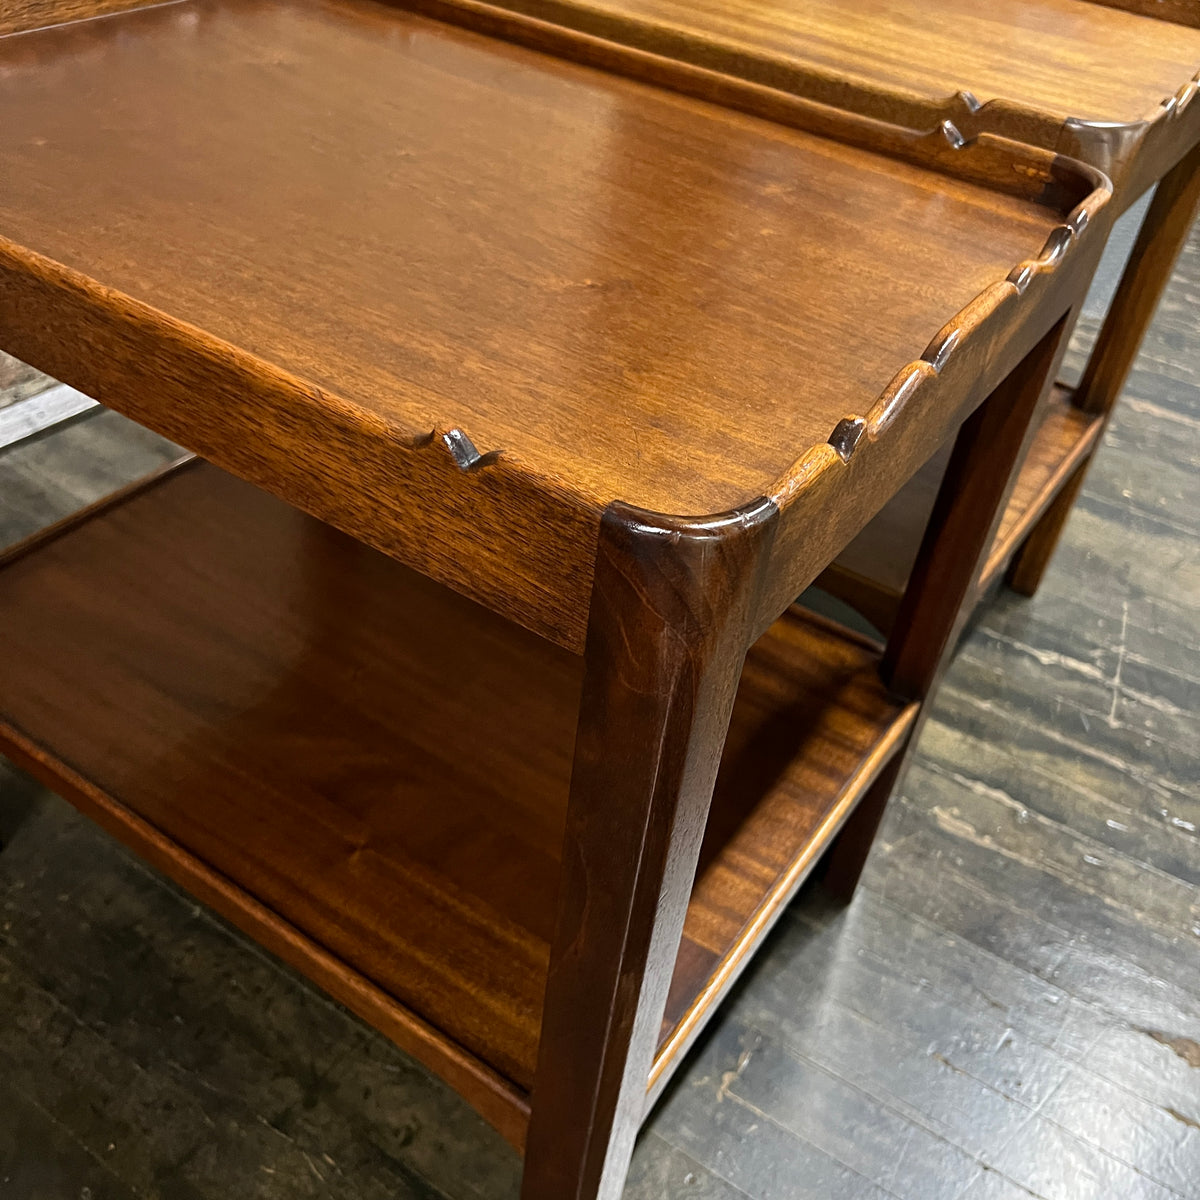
[[0, 1, 1109, 1196], [430, 0, 1200, 629]]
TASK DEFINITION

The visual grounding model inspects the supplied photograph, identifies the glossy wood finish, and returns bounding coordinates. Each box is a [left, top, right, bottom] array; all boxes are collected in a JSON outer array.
[[888, 317, 1073, 700], [522, 500, 774, 1200], [981, 389, 1104, 588], [653, 612, 918, 1105], [747, 244, 1106, 643], [1078, 141, 1200, 420], [0, 2, 1116, 1195], [458, 0, 1200, 629], [823, 314, 1074, 897], [0, 0, 1106, 648], [3, 214, 1197, 1200], [0, 461, 566, 1144], [0, 457, 578, 1099], [1005, 455, 1091, 596], [528, 296, 1084, 1195], [0, 461, 917, 1150], [471, 0, 1200, 178], [1005, 138, 1200, 591], [1085, 0, 1200, 28]]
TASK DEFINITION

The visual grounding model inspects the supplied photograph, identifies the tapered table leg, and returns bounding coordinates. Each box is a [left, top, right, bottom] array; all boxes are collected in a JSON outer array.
[[1009, 140, 1200, 595], [1006, 457, 1089, 596], [823, 313, 1074, 900], [520, 499, 774, 1200]]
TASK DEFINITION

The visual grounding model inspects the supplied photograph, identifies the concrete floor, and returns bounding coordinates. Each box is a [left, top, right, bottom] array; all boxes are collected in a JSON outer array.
[[0, 209, 1197, 1198]]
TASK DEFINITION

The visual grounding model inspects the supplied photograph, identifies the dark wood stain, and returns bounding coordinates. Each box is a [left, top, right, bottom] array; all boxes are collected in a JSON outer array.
[[1084, 0, 1200, 29], [817, 381, 1105, 630], [0, 318, 1087, 1194]]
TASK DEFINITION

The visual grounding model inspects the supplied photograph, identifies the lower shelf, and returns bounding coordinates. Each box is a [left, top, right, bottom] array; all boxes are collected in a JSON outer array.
[[0, 461, 914, 1147], [818, 382, 1103, 630]]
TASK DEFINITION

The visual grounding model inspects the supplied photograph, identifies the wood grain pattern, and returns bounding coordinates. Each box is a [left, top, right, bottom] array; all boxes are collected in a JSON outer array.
[[981, 399, 1103, 589], [0, 5, 1122, 1194], [1005, 456, 1091, 597], [0, 454, 194, 568], [750, 194, 1108, 636], [0, 0, 163, 36], [0, 462, 581, 1097], [4, 209, 1200, 1200], [884, 317, 1074, 700], [428, 0, 1196, 630], [394, 0, 1148, 202], [1077, 140, 1200, 418], [472, 0, 1200, 175], [0, 718, 536, 1153], [522, 497, 775, 1200], [0, 461, 918, 1149], [653, 611, 917, 1104], [523, 275, 1093, 1189], [0, 0, 1106, 646], [1006, 139, 1200, 592]]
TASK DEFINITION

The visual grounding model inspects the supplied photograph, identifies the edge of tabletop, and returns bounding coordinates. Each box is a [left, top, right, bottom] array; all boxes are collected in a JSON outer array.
[[410, 0, 1200, 190], [0, 131, 1112, 659], [599, 159, 1114, 641], [0, 0, 186, 37], [0, 233, 608, 649]]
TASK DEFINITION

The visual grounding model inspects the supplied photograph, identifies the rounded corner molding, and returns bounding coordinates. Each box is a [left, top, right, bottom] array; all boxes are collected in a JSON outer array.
[[774, 170, 1112, 500]]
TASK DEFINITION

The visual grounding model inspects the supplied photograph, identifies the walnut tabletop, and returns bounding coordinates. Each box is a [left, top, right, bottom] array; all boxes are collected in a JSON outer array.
[[0, 0, 1108, 648]]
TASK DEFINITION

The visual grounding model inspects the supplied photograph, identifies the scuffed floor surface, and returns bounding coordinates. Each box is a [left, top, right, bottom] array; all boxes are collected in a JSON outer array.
[[0, 352, 54, 410], [1, 212, 1198, 1198]]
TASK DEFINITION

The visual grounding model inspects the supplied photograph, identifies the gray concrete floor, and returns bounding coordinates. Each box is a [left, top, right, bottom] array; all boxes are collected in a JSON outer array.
[[0, 212, 1198, 1199]]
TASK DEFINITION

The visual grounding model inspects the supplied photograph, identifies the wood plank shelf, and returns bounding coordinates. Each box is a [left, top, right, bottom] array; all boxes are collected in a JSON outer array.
[[817, 382, 1104, 631], [0, 460, 915, 1146]]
